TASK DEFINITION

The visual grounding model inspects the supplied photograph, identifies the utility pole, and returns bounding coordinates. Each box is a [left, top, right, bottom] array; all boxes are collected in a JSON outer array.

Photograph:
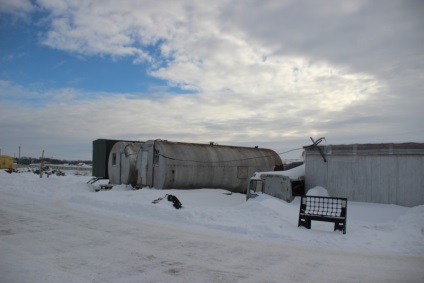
[[40, 150, 44, 178], [18, 145, 21, 165]]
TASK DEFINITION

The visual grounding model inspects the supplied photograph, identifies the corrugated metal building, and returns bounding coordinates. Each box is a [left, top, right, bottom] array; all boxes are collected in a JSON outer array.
[[136, 140, 282, 193], [108, 141, 144, 185], [304, 143, 424, 207]]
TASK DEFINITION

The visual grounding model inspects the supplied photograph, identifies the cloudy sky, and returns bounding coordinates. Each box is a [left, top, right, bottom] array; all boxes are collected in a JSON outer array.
[[0, 0, 423, 161]]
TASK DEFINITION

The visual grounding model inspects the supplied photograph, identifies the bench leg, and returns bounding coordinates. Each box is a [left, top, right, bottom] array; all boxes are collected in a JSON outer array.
[[298, 216, 311, 229], [334, 221, 346, 234]]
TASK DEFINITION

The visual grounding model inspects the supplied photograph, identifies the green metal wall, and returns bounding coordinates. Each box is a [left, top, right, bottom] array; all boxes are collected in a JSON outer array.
[[92, 139, 120, 178]]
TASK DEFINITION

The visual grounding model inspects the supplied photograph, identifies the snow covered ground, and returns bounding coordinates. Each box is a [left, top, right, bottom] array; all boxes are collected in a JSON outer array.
[[1, 170, 423, 282]]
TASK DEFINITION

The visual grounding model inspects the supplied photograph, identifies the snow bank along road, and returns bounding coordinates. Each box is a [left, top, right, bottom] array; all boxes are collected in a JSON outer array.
[[1, 191, 423, 283]]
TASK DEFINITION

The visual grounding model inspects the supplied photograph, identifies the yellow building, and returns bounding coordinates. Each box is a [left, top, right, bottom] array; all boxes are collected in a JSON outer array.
[[0, 155, 13, 169]]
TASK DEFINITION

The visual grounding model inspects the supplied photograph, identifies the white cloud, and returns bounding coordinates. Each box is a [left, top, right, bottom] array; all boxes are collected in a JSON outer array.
[[33, 0, 384, 112], [0, 73, 386, 160], [0, 0, 34, 16], [1, 0, 423, 159], [37, 0, 226, 61]]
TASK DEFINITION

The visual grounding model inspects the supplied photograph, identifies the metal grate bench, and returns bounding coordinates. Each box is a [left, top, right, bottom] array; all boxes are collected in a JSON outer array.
[[298, 195, 347, 234]]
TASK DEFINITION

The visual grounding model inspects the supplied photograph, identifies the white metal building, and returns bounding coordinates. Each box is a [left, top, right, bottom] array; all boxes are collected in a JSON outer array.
[[304, 143, 424, 207]]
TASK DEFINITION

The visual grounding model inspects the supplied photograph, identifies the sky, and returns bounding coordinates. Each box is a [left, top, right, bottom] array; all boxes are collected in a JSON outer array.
[[0, 0, 423, 161]]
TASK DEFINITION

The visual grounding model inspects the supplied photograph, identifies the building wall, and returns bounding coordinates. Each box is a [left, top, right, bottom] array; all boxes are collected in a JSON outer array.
[[108, 141, 143, 185], [92, 139, 120, 178], [305, 143, 424, 207], [138, 140, 282, 193]]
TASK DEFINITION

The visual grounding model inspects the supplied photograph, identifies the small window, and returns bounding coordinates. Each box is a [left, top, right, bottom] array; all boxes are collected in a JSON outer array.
[[112, 153, 117, 166]]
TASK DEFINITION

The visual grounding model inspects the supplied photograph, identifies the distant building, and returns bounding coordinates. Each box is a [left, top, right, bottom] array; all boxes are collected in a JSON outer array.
[[0, 155, 13, 170], [304, 143, 424, 207]]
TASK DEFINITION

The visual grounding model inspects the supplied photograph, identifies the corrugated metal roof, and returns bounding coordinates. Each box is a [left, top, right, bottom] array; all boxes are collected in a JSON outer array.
[[304, 142, 424, 156]]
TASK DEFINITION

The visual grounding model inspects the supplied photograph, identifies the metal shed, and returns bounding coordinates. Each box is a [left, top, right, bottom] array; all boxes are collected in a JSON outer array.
[[304, 143, 424, 207], [108, 141, 144, 185], [136, 140, 283, 193]]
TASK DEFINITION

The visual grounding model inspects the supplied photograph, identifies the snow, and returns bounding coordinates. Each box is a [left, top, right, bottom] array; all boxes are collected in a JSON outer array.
[[251, 164, 305, 181], [306, 186, 330, 197], [1, 169, 424, 282]]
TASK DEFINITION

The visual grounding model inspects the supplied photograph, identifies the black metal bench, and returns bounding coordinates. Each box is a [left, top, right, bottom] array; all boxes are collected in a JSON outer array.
[[298, 195, 347, 234]]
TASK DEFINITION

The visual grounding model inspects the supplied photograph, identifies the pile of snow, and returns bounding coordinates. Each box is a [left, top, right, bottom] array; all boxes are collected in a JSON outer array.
[[1, 170, 424, 255], [306, 186, 330, 197], [251, 164, 305, 181]]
